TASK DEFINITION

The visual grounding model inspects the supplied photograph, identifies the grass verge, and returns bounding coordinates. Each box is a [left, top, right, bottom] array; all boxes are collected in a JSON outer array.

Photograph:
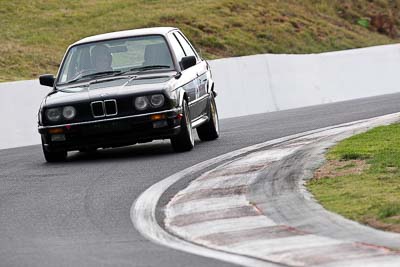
[[308, 123, 400, 233], [1, 0, 400, 82]]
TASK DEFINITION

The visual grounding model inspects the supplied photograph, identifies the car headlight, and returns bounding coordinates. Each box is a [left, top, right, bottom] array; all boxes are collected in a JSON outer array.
[[150, 94, 165, 108], [135, 96, 149, 110], [62, 106, 76, 120], [46, 108, 62, 122]]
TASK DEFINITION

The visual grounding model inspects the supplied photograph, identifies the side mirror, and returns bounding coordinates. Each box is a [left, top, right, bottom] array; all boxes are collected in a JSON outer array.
[[180, 56, 197, 70], [39, 74, 55, 87]]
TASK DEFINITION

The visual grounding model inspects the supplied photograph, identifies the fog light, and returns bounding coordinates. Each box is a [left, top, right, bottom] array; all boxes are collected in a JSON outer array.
[[150, 114, 166, 121], [153, 120, 168, 129], [51, 134, 66, 142], [48, 128, 64, 134]]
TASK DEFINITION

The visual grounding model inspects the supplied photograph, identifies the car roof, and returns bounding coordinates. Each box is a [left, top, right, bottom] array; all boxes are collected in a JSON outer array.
[[73, 27, 178, 45]]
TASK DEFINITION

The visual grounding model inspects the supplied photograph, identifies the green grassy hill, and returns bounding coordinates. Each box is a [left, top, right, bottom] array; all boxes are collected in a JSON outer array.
[[308, 123, 400, 233], [1, 0, 399, 82]]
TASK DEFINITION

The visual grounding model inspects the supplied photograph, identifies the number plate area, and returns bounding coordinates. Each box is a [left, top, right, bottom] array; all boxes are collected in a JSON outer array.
[[86, 121, 130, 133]]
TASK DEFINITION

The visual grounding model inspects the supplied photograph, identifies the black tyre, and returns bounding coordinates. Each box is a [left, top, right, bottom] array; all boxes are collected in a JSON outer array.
[[171, 100, 194, 152], [42, 144, 67, 163], [196, 95, 219, 141]]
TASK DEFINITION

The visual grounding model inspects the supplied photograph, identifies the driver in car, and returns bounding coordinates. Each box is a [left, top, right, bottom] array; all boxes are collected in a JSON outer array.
[[91, 45, 113, 72]]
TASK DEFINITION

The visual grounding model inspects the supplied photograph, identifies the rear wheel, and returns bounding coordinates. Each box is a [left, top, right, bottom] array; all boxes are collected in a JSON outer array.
[[171, 100, 194, 152], [42, 143, 67, 163], [197, 95, 219, 141]]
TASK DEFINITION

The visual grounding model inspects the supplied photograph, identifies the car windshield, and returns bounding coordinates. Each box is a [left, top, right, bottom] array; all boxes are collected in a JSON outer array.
[[57, 35, 174, 85]]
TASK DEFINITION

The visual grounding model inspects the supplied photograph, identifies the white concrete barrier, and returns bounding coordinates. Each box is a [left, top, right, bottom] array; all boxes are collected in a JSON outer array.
[[1, 44, 400, 149], [0, 80, 50, 149], [210, 44, 400, 118]]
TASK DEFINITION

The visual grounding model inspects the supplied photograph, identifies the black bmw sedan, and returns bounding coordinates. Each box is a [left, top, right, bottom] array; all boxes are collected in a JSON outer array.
[[38, 27, 219, 162]]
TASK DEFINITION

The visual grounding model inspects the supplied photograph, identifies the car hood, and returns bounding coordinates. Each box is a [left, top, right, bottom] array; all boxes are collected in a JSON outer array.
[[44, 74, 175, 107]]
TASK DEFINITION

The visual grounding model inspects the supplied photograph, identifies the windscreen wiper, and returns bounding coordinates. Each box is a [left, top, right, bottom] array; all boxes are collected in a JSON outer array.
[[82, 70, 122, 79], [121, 65, 171, 75], [62, 70, 122, 85]]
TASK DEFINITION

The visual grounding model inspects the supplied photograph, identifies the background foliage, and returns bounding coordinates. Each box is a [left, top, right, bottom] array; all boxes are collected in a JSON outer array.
[[1, 0, 400, 81]]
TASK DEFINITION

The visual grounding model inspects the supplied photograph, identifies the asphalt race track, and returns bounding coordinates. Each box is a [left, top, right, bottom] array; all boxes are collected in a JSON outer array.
[[1, 93, 400, 267]]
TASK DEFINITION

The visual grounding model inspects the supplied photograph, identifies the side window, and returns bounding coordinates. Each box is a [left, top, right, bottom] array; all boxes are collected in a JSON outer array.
[[168, 33, 186, 62], [175, 32, 198, 59]]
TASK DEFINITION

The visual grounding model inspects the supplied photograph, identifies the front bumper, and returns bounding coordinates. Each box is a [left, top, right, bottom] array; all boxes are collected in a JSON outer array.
[[39, 108, 182, 152]]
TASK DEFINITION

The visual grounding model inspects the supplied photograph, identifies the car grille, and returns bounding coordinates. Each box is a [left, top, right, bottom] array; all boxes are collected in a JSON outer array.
[[104, 100, 118, 116], [91, 101, 104, 117], [91, 100, 118, 118]]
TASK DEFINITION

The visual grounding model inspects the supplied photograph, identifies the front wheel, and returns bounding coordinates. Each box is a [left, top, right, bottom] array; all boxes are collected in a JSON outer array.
[[42, 144, 67, 163], [196, 95, 219, 141], [171, 100, 194, 152]]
